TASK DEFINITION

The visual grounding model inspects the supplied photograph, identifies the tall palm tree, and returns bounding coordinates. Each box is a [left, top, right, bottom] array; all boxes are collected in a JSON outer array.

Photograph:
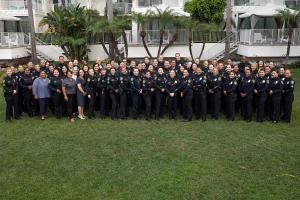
[[184, 19, 200, 61], [153, 7, 174, 58], [224, 0, 232, 60], [276, 8, 300, 65], [106, 0, 115, 59], [132, 12, 152, 58], [27, 0, 38, 63], [160, 17, 183, 55]]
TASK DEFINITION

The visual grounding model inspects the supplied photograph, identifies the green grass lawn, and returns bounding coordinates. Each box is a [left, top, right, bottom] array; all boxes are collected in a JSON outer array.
[[0, 70, 299, 200]]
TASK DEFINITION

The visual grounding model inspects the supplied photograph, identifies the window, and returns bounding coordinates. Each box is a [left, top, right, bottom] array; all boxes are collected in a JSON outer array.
[[138, 0, 162, 7]]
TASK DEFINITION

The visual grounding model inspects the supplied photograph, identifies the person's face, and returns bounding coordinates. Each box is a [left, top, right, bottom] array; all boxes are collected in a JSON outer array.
[[245, 70, 251, 77], [285, 70, 291, 78], [49, 66, 54, 72], [164, 61, 170, 68], [67, 72, 73, 79], [35, 65, 40, 71], [74, 60, 78, 66], [6, 69, 12, 76], [101, 70, 106, 75], [53, 70, 59, 77], [62, 66, 67, 73], [192, 64, 197, 71], [68, 62, 73, 68], [279, 68, 285, 75], [171, 61, 176, 67], [89, 69, 94, 76], [121, 68, 127, 74], [229, 72, 235, 79], [145, 58, 149, 63], [170, 71, 175, 78], [18, 66, 24, 72], [226, 65, 231, 72], [269, 62, 274, 69], [259, 61, 264, 67], [59, 57, 64, 63], [233, 66, 239, 72], [83, 66, 89, 72], [146, 72, 151, 78], [175, 54, 180, 61], [265, 67, 271, 74], [153, 59, 158, 66], [111, 69, 116, 75], [133, 69, 139, 76], [183, 70, 189, 77], [209, 65, 214, 72], [148, 65, 153, 72], [259, 70, 265, 77], [196, 68, 202, 75], [195, 59, 200, 64], [24, 68, 30, 75], [204, 61, 209, 67], [227, 59, 232, 65], [158, 68, 163, 75], [271, 71, 278, 78], [40, 71, 47, 78], [242, 57, 247, 63], [79, 70, 84, 77], [213, 68, 219, 76]]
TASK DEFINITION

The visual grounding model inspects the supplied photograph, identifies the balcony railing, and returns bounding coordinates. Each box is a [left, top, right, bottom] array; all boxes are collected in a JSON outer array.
[[239, 29, 300, 45], [113, 2, 132, 14], [0, 0, 43, 11], [234, 0, 284, 6], [0, 32, 30, 48]]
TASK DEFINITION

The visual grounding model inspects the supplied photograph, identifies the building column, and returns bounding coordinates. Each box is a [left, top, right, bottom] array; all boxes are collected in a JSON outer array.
[[132, 20, 138, 43]]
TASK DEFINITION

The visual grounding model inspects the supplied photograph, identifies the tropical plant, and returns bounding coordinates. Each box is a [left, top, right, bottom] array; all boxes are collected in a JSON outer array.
[[152, 7, 175, 58], [27, 0, 38, 63], [160, 17, 184, 55], [39, 4, 98, 61], [132, 11, 153, 58], [276, 8, 300, 65]]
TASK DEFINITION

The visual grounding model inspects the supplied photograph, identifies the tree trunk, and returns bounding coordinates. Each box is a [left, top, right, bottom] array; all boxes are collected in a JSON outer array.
[[224, 0, 232, 60], [157, 29, 164, 58], [285, 27, 293, 65], [107, 0, 115, 60], [27, 0, 38, 63], [100, 33, 110, 57], [188, 31, 194, 61], [141, 31, 152, 58], [198, 41, 206, 60], [161, 31, 178, 55], [61, 0, 66, 7], [122, 31, 129, 58]]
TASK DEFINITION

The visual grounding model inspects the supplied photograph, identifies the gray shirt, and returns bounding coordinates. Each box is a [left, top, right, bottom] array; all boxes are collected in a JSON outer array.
[[32, 77, 50, 98], [63, 78, 77, 95]]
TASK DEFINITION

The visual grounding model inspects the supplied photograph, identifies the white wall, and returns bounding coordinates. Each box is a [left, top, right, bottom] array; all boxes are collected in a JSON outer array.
[[237, 45, 300, 58], [0, 47, 29, 60]]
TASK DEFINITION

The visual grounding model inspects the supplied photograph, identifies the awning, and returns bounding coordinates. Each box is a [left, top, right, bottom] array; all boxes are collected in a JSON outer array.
[[132, 5, 190, 17], [0, 12, 21, 21], [239, 4, 298, 18]]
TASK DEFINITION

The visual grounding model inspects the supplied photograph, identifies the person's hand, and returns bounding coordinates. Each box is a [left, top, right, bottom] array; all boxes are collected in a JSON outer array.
[[170, 93, 174, 97], [64, 96, 68, 101], [224, 91, 227, 95], [28, 86, 32, 90], [181, 92, 183, 97], [34, 96, 38, 100], [209, 89, 214, 94], [254, 89, 258, 94], [57, 89, 61, 93], [88, 94, 91, 99], [139, 89, 142, 94], [161, 88, 165, 92], [269, 90, 273, 95], [240, 93, 245, 97], [12, 90, 17, 95], [83, 92, 87, 96], [115, 89, 119, 93], [151, 88, 154, 92]]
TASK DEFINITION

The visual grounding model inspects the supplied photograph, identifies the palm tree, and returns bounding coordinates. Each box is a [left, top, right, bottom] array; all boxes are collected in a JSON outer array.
[[153, 7, 174, 58], [106, 0, 115, 59], [39, 4, 98, 61], [160, 17, 183, 55], [224, 0, 232, 60], [132, 12, 153, 58], [27, 0, 38, 63], [184, 19, 200, 61], [276, 8, 300, 65]]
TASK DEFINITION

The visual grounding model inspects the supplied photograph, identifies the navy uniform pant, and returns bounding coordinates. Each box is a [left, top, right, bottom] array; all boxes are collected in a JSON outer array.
[[256, 93, 267, 122], [52, 93, 62, 118], [120, 92, 129, 119], [88, 93, 96, 118], [167, 95, 178, 119], [270, 94, 281, 122], [131, 93, 141, 119], [109, 91, 118, 119], [143, 93, 152, 119], [182, 92, 193, 120], [194, 92, 207, 120], [23, 91, 33, 117], [226, 94, 237, 120], [241, 93, 253, 121], [5, 95, 18, 120], [211, 91, 221, 119], [155, 91, 165, 119], [282, 93, 294, 122]]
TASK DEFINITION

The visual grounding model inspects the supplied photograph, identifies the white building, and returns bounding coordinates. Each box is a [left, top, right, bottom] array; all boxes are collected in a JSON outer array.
[[1, 0, 300, 62]]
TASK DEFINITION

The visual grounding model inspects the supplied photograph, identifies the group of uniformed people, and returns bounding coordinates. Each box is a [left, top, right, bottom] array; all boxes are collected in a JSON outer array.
[[3, 54, 295, 123]]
